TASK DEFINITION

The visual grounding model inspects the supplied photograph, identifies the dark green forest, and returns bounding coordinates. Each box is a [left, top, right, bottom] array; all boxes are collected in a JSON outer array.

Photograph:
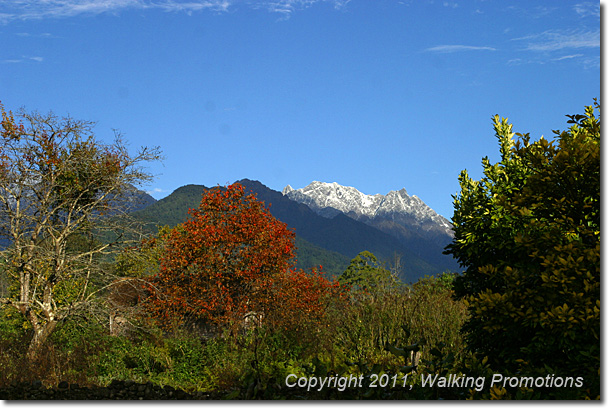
[[0, 101, 600, 400]]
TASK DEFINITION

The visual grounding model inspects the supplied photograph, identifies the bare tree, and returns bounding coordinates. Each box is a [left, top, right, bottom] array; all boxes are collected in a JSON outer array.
[[0, 102, 161, 361]]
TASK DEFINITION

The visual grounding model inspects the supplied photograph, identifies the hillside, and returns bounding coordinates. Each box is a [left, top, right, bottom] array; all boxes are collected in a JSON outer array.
[[131, 179, 456, 282], [131, 183, 351, 278], [283, 181, 459, 273], [238, 179, 457, 281]]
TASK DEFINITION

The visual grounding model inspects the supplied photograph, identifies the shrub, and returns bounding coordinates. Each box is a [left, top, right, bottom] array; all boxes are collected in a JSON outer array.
[[446, 101, 600, 399]]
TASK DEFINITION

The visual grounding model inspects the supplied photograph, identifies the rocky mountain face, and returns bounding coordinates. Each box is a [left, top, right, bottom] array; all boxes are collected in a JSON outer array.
[[283, 181, 452, 240], [126, 179, 458, 282], [236, 179, 441, 281], [283, 181, 457, 272]]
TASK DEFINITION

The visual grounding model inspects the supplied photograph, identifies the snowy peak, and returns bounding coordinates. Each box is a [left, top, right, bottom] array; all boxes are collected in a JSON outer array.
[[282, 181, 453, 242], [284, 182, 448, 225], [289, 181, 383, 218]]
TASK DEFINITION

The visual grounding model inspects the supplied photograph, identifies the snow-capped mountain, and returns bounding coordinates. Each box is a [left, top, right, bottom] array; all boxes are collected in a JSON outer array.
[[131, 179, 459, 281], [282, 181, 454, 250]]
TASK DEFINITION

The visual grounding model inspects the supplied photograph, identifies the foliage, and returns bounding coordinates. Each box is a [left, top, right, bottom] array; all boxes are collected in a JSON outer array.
[[113, 226, 172, 279], [0, 311, 113, 387], [144, 183, 296, 331], [0, 102, 161, 361], [1, 101, 599, 400], [333, 286, 409, 366], [293, 236, 350, 279], [0, 263, 9, 299], [338, 251, 398, 294], [332, 272, 467, 370], [132, 184, 353, 279], [259, 267, 343, 339], [403, 273, 467, 360], [132, 184, 205, 233], [445, 101, 600, 399]]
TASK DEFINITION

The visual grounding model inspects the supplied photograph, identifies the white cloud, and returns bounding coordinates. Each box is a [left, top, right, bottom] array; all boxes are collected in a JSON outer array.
[[0, 0, 350, 23], [582, 55, 600, 69], [2, 55, 44, 63], [15, 32, 54, 37], [156, 0, 231, 13], [0, 13, 14, 25], [250, 0, 351, 18], [146, 187, 170, 197], [552, 54, 584, 61], [0, 1, 230, 23], [506, 58, 523, 66], [514, 30, 599, 52], [573, 2, 599, 18], [425, 45, 496, 53], [508, 29, 599, 69]]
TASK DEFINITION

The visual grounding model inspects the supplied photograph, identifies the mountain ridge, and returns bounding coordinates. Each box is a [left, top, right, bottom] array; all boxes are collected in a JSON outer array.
[[130, 179, 458, 282], [283, 181, 452, 233], [238, 179, 457, 281], [282, 180, 458, 272]]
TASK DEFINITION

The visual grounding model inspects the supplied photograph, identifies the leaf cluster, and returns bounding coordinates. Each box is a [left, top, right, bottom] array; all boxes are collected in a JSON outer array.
[[143, 183, 297, 331], [338, 251, 398, 295], [445, 101, 600, 398]]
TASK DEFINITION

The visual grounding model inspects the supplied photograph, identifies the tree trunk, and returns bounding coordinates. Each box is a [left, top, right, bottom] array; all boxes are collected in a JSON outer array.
[[26, 319, 59, 362]]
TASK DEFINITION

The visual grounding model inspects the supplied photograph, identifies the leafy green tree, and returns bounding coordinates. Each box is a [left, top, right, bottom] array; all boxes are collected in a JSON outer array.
[[338, 251, 397, 293], [445, 101, 600, 398]]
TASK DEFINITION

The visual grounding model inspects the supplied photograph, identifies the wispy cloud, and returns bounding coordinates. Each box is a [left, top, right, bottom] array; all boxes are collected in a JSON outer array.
[[507, 29, 599, 69], [250, 0, 351, 18], [552, 54, 584, 61], [506, 58, 524, 66], [425, 45, 496, 53], [0, 1, 230, 23], [583, 56, 600, 69], [156, 0, 231, 13], [0, 0, 350, 23], [573, 2, 599, 18], [0, 12, 15, 25], [146, 187, 170, 197], [2, 55, 44, 63], [15, 32, 54, 37], [514, 29, 599, 52]]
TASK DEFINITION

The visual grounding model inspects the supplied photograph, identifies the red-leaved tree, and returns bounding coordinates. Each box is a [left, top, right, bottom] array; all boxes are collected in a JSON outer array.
[[258, 267, 343, 335], [145, 183, 296, 331]]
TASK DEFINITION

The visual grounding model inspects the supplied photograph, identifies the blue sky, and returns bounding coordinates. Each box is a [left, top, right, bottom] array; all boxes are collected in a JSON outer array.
[[0, 0, 600, 219]]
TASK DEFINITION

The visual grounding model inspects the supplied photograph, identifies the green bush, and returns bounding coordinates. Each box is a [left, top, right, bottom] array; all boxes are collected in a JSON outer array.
[[333, 286, 411, 366], [446, 101, 600, 399], [332, 272, 467, 369], [404, 273, 467, 360]]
